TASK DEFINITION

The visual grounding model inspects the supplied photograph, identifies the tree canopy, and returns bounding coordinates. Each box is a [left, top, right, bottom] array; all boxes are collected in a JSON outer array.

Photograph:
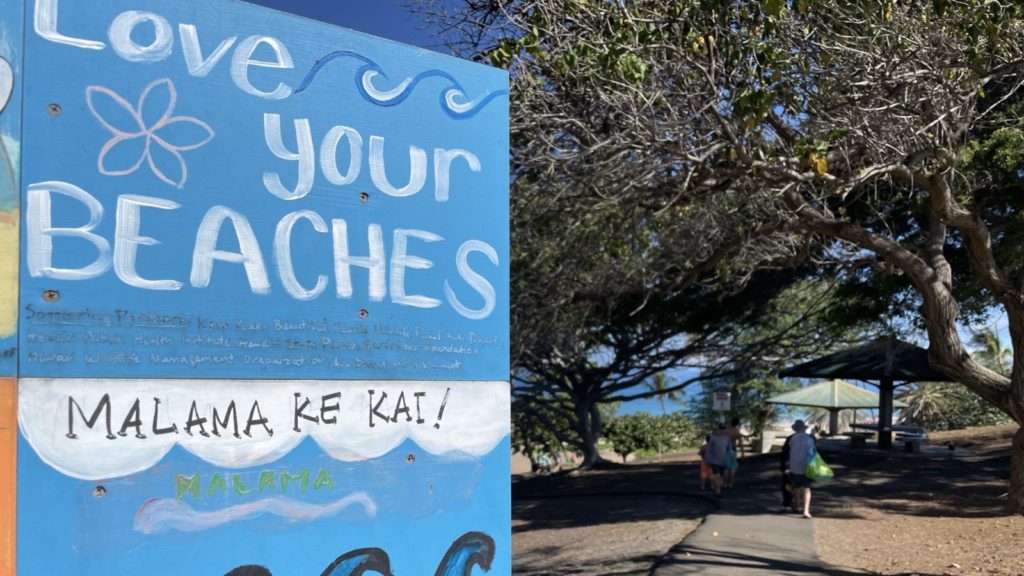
[[425, 0, 1024, 511]]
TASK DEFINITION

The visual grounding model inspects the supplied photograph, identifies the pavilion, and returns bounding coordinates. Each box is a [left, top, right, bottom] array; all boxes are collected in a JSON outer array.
[[779, 336, 953, 449], [766, 378, 907, 436]]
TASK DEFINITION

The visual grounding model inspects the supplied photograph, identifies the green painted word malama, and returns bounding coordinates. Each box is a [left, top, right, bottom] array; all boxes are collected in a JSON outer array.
[[175, 468, 335, 501]]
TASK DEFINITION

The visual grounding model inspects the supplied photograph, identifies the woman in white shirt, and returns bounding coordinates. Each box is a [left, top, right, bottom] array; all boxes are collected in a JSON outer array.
[[787, 419, 816, 518]]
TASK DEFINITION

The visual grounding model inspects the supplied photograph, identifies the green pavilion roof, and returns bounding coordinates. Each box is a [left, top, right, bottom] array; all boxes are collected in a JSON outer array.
[[778, 337, 952, 382], [767, 379, 908, 410]]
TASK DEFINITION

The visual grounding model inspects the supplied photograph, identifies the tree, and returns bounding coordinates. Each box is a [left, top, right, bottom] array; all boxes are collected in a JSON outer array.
[[645, 372, 682, 414], [511, 271, 859, 468], [428, 0, 1024, 512], [898, 325, 1013, 430], [605, 413, 654, 463], [511, 392, 575, 471], [972, 326, 1013, 377], [605, 411, 697, 462], [898, 382, 1009, 431]]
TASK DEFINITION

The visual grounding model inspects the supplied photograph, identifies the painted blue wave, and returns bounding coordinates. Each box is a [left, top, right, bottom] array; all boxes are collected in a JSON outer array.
[[434, 532, 495, 576], [321, 548, 392, 576], [294, 51, 507, 119], [222, 531, 494, 576]]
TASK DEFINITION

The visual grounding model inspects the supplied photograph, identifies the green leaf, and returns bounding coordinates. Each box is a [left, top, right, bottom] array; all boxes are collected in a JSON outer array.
[[765, 0, 786, 18]]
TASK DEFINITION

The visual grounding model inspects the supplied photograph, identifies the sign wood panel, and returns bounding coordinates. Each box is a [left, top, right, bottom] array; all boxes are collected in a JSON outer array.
[[8, 0, 510, 574]]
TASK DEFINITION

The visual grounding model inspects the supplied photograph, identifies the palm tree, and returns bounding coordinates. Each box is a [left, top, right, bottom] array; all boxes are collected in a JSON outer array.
[[645, 372, 681, 414], [971, 325, 1012, 376], [644, 372, 681, 460], [897, 382, 954, 428]]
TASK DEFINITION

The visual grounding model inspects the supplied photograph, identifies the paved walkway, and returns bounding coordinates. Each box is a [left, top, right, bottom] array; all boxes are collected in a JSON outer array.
[[652, 484, 825, 575], [514, 438, 967, 576], [651, 438, 960, 576], [651, 451, 826, 576]]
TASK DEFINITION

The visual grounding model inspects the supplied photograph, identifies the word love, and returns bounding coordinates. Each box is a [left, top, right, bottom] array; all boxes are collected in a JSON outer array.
[[35, 0, 294, 100]]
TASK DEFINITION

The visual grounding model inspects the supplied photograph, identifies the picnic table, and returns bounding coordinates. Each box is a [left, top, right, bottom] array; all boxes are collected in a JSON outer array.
[[849, 423, 928, 451], [844, 431, 874, 448]]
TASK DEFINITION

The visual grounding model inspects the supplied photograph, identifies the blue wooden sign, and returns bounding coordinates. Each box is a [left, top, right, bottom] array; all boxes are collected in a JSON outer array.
[[8, 0, 511, 574], [17, 0, 509, 381]]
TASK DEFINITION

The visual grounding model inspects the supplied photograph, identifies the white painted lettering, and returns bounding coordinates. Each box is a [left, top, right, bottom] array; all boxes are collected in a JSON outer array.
[[231, 36, 293, 100], [321, 126, 362, 186], [114, 195, 182, 290], [275, 210, 328, 301], [445, 240, 499, 320], [263, 113, 314, 200], [391, 229, 441, 309], [433, 148, 481, 202], [190, 206, 270, 295], [369, 135, 426, 197], [179, 23, 236, 77], [108, 11, 173, 63], [332, 220, 385, 301], [27, 181, 112, 280], [33, 0, 105, 50]]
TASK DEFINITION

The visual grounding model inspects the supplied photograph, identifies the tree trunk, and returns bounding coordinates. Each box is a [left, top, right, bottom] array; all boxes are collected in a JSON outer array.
[[1011, 427, 1024, 514], [574, 398, 608, 468], [576, 400, 600, 468]]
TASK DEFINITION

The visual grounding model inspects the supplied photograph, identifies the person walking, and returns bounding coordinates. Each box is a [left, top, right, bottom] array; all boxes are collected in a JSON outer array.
[[724, 417, 746, 487], [698, 436, 713, 490], [706, 423, 731, 495], [787, 419, 816, 518]]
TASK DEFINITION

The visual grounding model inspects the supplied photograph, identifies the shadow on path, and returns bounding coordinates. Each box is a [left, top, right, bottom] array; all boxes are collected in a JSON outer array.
[[514, 441, 1010, 575]]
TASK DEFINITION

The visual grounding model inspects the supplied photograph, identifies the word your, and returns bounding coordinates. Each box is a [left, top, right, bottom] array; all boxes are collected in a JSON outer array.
[[26, 181, 498, 320], [263, 113, 480, 203], [175, 467, 335, 501]]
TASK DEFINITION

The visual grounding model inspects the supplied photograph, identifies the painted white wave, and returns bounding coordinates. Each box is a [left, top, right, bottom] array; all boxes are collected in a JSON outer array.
[[444, 89, 483, 115], [133, 493, 377, 534], [360, 70, 413, 103], [18, 379, 509, 480]]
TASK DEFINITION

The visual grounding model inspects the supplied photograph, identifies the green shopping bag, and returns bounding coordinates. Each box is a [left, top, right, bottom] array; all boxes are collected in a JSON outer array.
[[806, 452, 834, 480]]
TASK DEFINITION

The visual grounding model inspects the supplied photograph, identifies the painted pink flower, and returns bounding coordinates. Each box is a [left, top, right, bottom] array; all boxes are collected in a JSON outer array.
[[86, 78, 214, 189]]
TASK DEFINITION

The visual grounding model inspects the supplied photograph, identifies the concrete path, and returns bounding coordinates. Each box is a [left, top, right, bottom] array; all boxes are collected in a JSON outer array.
[[653, 485, 826, 576], [650, 442, 842, 576], [651, 438, 955, 575]]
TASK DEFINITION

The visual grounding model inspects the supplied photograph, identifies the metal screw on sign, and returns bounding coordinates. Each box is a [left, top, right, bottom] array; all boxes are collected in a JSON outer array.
[[48, 103, 62, 116], [359, 192, 369, 202], [92, 486, 107, 498], [358, 309, 369, 319], [406, 454, 416, 464], [42, 290, 60, 302]]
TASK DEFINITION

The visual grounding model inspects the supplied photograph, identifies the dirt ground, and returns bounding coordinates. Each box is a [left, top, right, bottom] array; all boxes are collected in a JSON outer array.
[[512, 461, 715, 575], [816, 424, 1023, 576], [512, 424, 1021, 576], [513, 495, 707, 575]]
